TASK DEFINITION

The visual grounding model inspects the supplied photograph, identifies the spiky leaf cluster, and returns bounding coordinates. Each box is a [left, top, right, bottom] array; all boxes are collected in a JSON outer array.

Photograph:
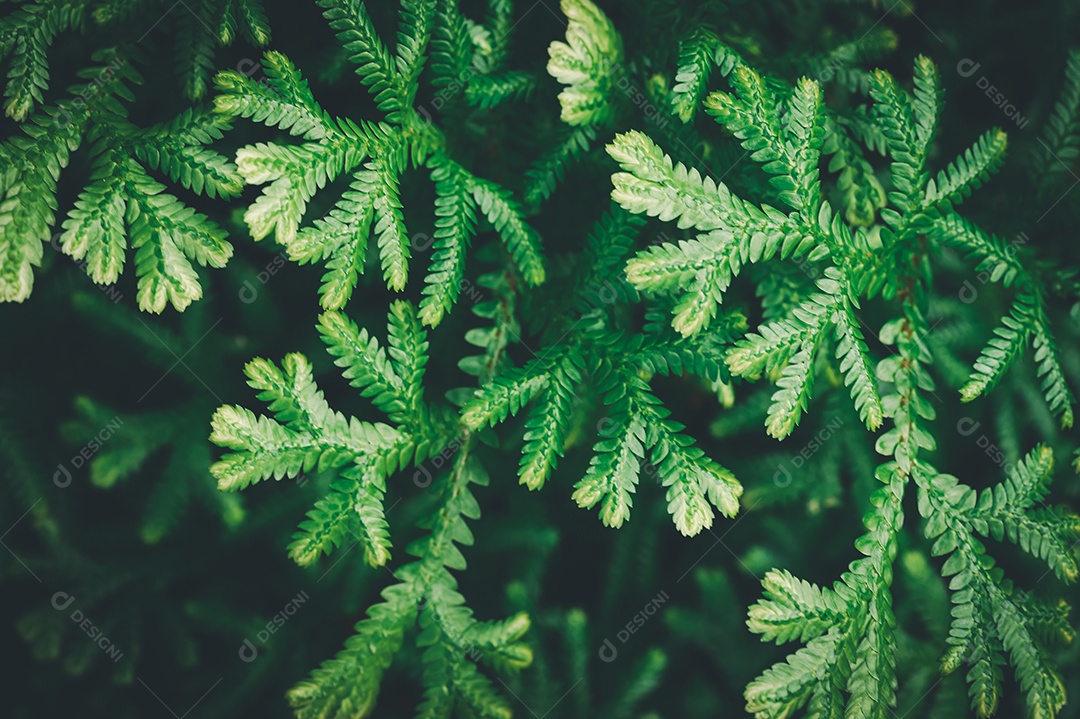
[[4, 2, 1079, 719], [626, 51, 1080, 719], [210, 291, 534, 717], [0, 47, 243, 311], [460, 206, 744, 537], [215, 2, 545, 324]]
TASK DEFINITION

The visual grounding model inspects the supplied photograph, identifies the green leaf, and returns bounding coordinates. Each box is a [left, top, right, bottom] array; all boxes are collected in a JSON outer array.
[[959, 295, 1032, 402], [546, 0, 623, 126], [470, 176, 545, 286], [923, 128, 1008, 209], [317, 0, 407, 119], [420, 156, 477, 326], [670, 26, 745, 123], [571, 415, 646, 528]]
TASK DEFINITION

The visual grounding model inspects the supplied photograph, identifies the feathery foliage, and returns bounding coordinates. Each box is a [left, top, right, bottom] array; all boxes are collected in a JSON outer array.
[[215, 3, 544, 323], [3, 1, 1080, 718]]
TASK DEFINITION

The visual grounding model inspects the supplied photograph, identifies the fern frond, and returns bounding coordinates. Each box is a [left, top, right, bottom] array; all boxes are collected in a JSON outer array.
[[959, 295, 1033, 402], [800, 28, 898, 95], [728, 287, 835, 439], [923, 128, 1007, 209], [461, 363, 551, 430], [0, 2, 87, 120], [284, 460, 394, 569], [631, 330, 734, 383], [926, 215, 1076, 426], [361, 151, 411, 291], [868, 65, 925, 214], [235, 0, 271, 45], [127, 167, 233, 313], [726, 316, 808, 379], [0, 50, 136, 303], [745, 631, 845, 717], [1030, 302, 1076, 429], [765, 344, 818, 440], [237, 142, 344, 245], [670, 26, 745, 123], [911, 56, 943, 160], [58, 151, 127, 285], [420, 156, 477, 326], [546, 0, 623, 126], [287, 474, 363, 566], [285, 355, 527, 716], [651, 424, 741, 535], [395, 0, 435, 101], [214, 51, 331, 140], [288, 581, 419, 718], [223, 42, 539, 311], [465, 70, 535, 109], [317, 0, 407, 120], [470, 176, 546, 286], [210, 361, 400, 492], [215, 0, 265, 45], [132, 108, 243, 199], [571, 413, 646, 529], [747, 569, 849, 644], [824, 118, 886, 227], [705, 70, 826, 214], [464, 0, 510, 72], [62, 155, 233, 313], [518, 354, 579, 490], [1035, 50, 1080, 193], [608, 129, 730, 230], [833, 291, 884, 431], [926, 213, 1025, 288], [922, 469, 1071, 718], [611, 130, 811, 334], [429, 0, 473, 94], [175, 0, 217, 100], [570, 204, 646, 312], [244, 353, 343, 434], [386, 300, 430, 422], [524, 124, 595, 207], [318, 309, 409, 423]]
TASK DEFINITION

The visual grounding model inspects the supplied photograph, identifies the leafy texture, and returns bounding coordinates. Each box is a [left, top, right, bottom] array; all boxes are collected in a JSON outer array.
[[213, 298, 529, 716], [0, 49, 241, 311], [4, 3, 1080, 719], [546, 0, 623, 127], [218, 15, 544, 319]]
